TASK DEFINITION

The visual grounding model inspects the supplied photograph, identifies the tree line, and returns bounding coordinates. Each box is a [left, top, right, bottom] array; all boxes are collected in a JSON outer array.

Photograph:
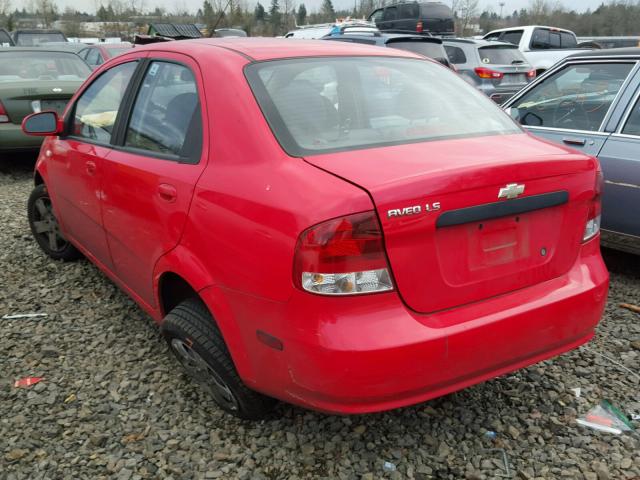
[[3, 0, 640, 38]]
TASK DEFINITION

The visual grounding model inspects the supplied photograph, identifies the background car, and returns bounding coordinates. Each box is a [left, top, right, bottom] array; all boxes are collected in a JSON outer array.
[[12, 29, 68, 46], [443, 38, 535, 103], [504, 48, 640, 254], [368, 1, 454, 35], [482, 25, 588, 75], [22, 38, 607, 419], [0, 47, 91, 153], [325, 31, 453, 69], [78, 43, 133, 69]]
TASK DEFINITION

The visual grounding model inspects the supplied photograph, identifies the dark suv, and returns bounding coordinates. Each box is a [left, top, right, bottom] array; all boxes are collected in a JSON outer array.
[[324, 31, 453, 69], [368, 2, 454, 36]]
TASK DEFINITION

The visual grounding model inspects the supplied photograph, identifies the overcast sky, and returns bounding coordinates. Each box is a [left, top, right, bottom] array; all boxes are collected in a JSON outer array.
[[51, 0, 607, 15]]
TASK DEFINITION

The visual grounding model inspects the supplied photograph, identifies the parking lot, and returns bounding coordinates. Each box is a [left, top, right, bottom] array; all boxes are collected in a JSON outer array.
[[1, 155, 639, 480]]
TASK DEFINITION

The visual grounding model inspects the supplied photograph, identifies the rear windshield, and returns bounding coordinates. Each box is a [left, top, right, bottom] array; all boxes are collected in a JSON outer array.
[[0, 51, 91, 82], [478, 46, 527, 65], [387, 40, 447, 60], [245, 57, 519, 156], [15, 32, 66, 45]]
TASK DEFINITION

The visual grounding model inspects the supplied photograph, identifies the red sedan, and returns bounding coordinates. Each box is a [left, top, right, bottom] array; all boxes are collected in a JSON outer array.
[[77, 42, 132, 69], [22, 38, 608, 419]]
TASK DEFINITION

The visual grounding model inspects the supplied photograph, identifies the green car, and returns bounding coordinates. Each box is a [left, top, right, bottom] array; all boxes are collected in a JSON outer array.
[[0, 48, 92, 153]]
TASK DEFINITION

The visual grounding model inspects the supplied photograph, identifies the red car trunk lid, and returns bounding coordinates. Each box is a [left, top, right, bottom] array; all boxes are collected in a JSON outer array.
[[304, 133, 598, 313]]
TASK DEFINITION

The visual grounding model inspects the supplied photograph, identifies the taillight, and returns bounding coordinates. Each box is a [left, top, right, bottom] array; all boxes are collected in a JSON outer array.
[[0, 101, 9, 123], [474, 67, 503, 80], [527, 69, 536, 79], [583, 170, 603, 242], [293, 211, 393, 295], [416, 21, 423, 33]]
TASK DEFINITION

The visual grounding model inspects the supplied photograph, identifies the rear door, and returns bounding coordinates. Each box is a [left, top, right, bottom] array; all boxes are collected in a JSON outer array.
[[101, 54, 207, 306], [507, 60, 638, 157]]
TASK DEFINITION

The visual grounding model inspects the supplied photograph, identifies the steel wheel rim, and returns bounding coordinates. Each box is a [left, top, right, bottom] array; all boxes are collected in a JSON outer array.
[[170, 338, 239, 411], [32, 196, 68, 253]]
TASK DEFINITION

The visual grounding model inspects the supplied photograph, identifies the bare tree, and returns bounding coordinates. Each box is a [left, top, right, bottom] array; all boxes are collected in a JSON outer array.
[[0, 0, 11, 17], [459, 0, 478, 35]]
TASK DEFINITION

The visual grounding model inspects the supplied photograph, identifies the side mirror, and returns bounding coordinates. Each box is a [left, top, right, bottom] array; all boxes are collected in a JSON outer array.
[[22, 111, 62, 136]]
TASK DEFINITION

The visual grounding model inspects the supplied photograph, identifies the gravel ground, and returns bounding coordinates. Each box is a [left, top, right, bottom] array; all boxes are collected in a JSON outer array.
[[1, 155, 640, 480]]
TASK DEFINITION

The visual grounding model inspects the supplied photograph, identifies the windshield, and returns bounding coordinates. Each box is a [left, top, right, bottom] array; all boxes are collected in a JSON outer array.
[[15, 33, 66, 45], [246, 57, 519, 156], [388, 41, 447, 60], [478, 46, 526, 65], [0, 51, 91, 82]]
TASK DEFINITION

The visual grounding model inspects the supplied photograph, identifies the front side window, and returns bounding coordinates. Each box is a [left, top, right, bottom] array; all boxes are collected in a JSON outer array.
[[369, 9, 383, 23], [246, 57, 520, 156], [398, 3, 418, 18], [561, 32, 577, 48], [512, 62, 634, 132], [125, 61, 201, 159], [72, 61, 137, 143]]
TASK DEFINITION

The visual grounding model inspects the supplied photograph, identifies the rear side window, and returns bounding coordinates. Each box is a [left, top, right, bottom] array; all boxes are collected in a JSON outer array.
[[513, 62, 634, 131], [246, 57, 519, 156], [530, 29, 551, 49], [383, 7, 398, 21], [71, 61, 137, 143], [85, 48, 102, 66], [478, 46, 526, 65], [420, 4, 452, 18], [399, 3, 419, 19], [621, 97, 640, 136], [125, 61, 202, 160], [501, 30, 523, 46], [444, 45, 467, 64]]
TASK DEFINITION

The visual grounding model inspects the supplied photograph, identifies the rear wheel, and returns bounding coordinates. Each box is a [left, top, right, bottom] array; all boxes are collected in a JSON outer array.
[[27, 184, 81, 261], [161, 298, 277, 419]]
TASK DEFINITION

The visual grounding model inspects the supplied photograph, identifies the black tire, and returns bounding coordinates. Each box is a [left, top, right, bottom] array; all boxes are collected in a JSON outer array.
[[161, 298, 277, 419], [27, 183, 81, 261]]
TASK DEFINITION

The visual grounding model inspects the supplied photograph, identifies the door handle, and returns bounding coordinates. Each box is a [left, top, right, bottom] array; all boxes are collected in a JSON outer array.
[[158, 183, 177, 202], [85, 160, 96, 175], [562, 137, 586, 146]]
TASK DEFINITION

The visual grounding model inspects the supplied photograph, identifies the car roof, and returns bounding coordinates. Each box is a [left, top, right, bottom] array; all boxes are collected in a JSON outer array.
[[486, 25, 574, 34], [566, 47, 640, 59], [131, 38, 422, 61]]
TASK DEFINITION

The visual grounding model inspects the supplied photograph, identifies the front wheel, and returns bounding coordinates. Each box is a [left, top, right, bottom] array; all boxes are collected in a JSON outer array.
[[161, 298, 277, 419], [27, 184, 81, 261]]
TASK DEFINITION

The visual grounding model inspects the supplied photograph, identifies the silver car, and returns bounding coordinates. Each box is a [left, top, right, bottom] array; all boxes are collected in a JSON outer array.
[[443, 38, 535, 103]]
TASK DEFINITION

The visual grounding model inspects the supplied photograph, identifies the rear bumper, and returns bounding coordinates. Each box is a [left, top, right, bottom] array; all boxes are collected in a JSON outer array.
[[0, 122, 43, 151], [202, 238, 608, 414]]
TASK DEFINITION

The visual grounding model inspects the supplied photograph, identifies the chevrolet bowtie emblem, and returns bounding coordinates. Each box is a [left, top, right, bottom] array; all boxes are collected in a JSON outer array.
[[498, 183, 525, 199]]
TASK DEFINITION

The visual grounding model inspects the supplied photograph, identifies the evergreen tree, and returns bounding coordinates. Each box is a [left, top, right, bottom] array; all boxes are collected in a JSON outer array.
[[321, 0, 335, 22], [254, 2, 266, 22], [97, 5, 108, 21], [269, 0, 281, 35], [296, 3, 307, 25], [203, 0, 216, 34]]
